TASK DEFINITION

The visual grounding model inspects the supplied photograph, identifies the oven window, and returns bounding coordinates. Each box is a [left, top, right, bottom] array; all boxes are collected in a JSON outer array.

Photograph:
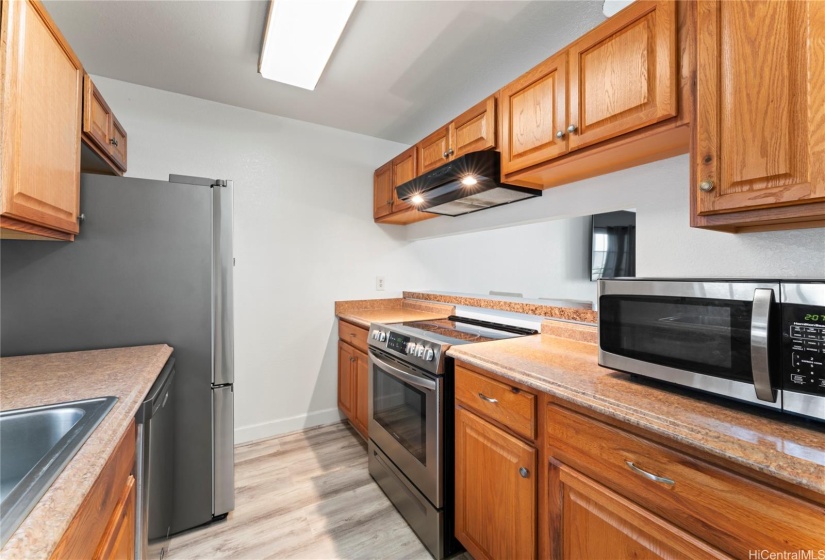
[[600, 295, 753, 381], [373, 367, 427, 463]]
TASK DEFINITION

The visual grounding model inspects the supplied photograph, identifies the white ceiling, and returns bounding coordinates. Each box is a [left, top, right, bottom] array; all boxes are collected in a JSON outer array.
[[44, 0, 606, 144]]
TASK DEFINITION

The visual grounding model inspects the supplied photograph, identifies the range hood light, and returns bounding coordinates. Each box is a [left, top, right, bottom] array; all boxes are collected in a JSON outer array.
[[395, 151, 541, 217]]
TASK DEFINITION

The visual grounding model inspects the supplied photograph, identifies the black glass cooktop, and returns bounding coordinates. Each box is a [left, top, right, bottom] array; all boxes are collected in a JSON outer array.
[[391, 315, 538, 346]]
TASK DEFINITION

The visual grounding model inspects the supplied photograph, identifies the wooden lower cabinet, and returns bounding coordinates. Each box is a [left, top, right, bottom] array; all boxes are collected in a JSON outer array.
[[94, 475, 136, 560], [547, 401, 825, 559], [552, 463, 726, 559], [454, 406, 536, 560], [52, 421, 136, 560], [337, 341, 357, 419], [337, 322, 369, 439]]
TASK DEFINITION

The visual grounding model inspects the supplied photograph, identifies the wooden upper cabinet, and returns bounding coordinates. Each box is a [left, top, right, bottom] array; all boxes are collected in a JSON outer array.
[[82, 76, 127, 173], [417, 125, 452, 175], [693, 0, 825, 228], [373, 161, 393, 219], [567, 0, 677, 151], [0, 0, 83, 239], [500, 51, 568, 176], [109, 116, 128, 171], [391, 146, 416, 212], [453, 96, 496, 158], [84, 76, 113, 155], [455, 406, 536, 560]]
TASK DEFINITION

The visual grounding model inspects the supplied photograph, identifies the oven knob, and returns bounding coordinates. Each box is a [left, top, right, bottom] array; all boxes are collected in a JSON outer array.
[[416, 345, 425, 358], [371, 330, 379, 340], [406, 342, 416, 354], [378, 331, 387, 342], [424, 348, 434, 361]]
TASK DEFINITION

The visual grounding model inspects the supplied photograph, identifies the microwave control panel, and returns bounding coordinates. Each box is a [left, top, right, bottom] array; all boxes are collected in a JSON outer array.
[[782, 304, 825, 395]]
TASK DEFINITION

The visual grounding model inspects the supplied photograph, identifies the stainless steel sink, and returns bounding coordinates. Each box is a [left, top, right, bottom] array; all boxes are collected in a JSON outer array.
[[0, 397, 117, 546]]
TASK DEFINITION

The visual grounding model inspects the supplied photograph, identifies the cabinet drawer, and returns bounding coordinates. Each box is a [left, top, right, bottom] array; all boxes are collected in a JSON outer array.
[[547, 404, 825, 557], [338, 320, 368, 353], [456, 366, 536, 440]]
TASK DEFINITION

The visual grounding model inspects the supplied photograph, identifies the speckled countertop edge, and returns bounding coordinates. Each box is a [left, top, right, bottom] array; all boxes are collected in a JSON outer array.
[[335, 299, 454, 329], [448, 336, 825, 495], [0, 345, 174, 559]]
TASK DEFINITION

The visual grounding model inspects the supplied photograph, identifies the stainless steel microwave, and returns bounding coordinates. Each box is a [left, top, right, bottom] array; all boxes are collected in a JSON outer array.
[[598, 279, 824, 421]]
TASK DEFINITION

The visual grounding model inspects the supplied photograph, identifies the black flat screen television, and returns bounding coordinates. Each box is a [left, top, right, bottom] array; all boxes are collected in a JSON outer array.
[[591, 210, 636, 281]]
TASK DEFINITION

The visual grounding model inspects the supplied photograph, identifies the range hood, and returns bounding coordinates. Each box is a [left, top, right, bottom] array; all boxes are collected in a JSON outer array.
[[395, 151, 541, 217]]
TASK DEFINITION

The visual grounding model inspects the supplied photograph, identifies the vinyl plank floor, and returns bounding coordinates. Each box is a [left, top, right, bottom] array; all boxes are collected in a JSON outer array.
[[168, 422, 471, 560]]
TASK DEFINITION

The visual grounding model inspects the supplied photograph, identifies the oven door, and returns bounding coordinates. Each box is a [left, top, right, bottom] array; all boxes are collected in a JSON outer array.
[[368, 348, 442, 508], [598, 280, 781, 407]]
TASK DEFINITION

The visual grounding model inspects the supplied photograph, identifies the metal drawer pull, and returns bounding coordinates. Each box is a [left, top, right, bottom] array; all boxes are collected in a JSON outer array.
[[519, 467, 529, 478], [478, 393, 498, 404], [625, 461, 675, 486]]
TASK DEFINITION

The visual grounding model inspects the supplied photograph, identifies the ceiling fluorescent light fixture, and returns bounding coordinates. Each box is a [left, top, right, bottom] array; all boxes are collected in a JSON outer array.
[[259, 0, 358, 90]]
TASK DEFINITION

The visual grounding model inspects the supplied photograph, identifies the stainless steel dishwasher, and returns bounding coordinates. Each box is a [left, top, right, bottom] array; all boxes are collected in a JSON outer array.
[[135, 357, 176, 560]]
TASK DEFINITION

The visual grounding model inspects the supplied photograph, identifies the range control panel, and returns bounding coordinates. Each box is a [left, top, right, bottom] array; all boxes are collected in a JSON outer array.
[[782, 304, 825, 395]]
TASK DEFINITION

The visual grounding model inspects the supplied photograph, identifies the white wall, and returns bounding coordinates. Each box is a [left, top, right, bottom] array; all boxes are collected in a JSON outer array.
[[93, 76, 825, 444], [406, 155, 825, 292]]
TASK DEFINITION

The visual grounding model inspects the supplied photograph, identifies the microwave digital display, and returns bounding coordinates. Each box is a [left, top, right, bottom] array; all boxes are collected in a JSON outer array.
[[387, 332, 410, 353]]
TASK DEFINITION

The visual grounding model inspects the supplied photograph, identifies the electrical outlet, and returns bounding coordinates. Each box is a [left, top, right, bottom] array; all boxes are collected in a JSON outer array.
[[376, 276, 385, 291]]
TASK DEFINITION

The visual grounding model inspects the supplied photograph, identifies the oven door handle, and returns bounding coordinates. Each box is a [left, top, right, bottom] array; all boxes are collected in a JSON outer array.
[[751, 288, 777, 403], [369, 350, 437, 392]]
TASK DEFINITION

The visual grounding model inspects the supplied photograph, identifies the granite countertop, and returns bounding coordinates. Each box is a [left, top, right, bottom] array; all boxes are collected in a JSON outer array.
[[448, 335, 825, 495], [0, 345, 174, 559], [335, 298, 454, 329]]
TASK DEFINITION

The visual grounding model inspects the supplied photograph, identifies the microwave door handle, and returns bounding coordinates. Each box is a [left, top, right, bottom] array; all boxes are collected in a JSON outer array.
[[751, 288, 777, 402], [369, 351, 437, 392]]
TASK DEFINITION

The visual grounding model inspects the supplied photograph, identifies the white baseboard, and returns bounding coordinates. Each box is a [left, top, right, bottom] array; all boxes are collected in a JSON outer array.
[[234, 407, 345, 444]]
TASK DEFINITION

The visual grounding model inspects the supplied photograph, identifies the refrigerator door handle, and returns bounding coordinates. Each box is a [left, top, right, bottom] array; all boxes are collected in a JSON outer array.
[[212, 180, 235, 386], [212, 385, 235, 516]]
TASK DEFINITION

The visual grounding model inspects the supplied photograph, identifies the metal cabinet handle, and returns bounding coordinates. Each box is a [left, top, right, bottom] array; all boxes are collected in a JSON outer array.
[[555, 130, 564, 139], [478, 393, 498, 404], [567, 124, 578, 134], [519, 467, 529, 478], [77, 213, 86, 223], [699, 180, 715, 192], [446, 148, 454, 156], [109, 138, 119, 146], [625, 461, 675, 486]]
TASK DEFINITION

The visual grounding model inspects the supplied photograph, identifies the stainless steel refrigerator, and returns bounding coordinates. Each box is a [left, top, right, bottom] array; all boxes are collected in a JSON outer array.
[[0, 173, 235, 535]]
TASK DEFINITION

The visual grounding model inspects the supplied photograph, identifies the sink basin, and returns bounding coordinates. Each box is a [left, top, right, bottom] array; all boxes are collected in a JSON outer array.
[[0, 397, 117, 546]]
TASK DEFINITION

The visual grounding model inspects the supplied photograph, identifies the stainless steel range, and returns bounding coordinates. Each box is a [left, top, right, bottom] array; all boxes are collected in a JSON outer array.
[[367, 315, 538, 559]]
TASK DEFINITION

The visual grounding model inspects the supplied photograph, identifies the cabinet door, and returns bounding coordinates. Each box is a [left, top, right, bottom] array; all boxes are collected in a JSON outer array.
[[337, 341, 356, 419], [391, 146, 417, 212], [455, 406, 536, 560], [94, 475, 136, 560], [109, 115, 127, 172], [353, 348, 369, 438], [567, 0, 677, 151], [417, 125, 452, 175], [83, 75, 113, 155], [500, 51, 568, 175], [373, 161, 393, 219], [554, 465, 727, 559], [694, 0, 825, 216], [0, 0, 82, 235], [453, 96, 496, 158]]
